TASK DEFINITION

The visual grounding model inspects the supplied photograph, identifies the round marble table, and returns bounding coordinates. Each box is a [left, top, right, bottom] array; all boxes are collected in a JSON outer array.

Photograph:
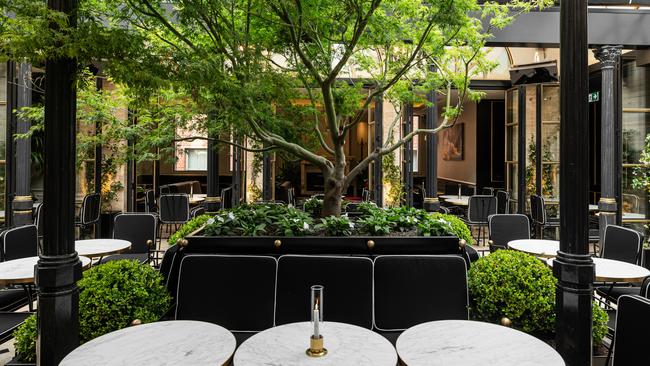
[[189, 194, 207, 205], [440, 195, 471, 201], [75, 239, 131, 257], [396, 320, 564, 366], [547, 257, 650, 282], [234, 322, 397, 366], [445, 198, 469, 206], [60, 320, 236, 366], [508, 239, 559, 258], [0, 256, 91, 287]]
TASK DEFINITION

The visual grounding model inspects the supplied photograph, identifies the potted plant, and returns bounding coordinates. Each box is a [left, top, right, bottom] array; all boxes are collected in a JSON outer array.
[[10, 260, 171, 364], [468, 250, 609, 359]]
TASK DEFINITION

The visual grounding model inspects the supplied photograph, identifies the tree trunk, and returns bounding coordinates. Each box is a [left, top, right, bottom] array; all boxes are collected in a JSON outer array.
[[321, 167, 344, 217]]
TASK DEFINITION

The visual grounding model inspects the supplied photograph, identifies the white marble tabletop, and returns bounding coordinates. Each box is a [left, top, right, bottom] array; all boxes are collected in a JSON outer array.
[[0, 256, 91, 286], [508, 239, 560, 258], [60, 320, 236, 366], [440, 195, 471, 201], [234, 321, 397, 366], [75, 239, 131, 257], [445, 198, 469, 206], [396, 320, 564, 366], [622, 212, 646, 220], [547, 257, 650, 282]]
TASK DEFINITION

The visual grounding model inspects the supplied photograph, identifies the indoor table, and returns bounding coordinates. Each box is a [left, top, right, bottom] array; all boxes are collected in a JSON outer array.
[[189, 194, 207, 205], [507, 239, 559, 258], [440, 195, 470, 206], [396, 320, 564, 366], [60, 320, 235, 366], [547, 257, 650, 282], [0, 256, 91, 287], [75, 239, 131, 258], [234, 321, 397, 366]]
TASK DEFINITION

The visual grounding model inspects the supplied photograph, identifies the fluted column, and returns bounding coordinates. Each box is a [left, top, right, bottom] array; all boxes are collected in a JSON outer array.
[[594, 45, 622, 246], [12, 61, 33, 226], [424, 65, 439, 212]]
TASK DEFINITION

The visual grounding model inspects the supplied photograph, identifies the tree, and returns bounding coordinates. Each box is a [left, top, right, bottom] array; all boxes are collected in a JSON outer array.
[[1, 0, 552, 216]]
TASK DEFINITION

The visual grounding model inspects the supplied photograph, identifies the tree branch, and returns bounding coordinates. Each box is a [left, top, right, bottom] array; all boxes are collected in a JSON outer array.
[[174, 136, 277, 153]]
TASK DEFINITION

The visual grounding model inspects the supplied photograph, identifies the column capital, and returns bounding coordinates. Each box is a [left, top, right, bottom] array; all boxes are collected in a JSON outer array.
[[593, 45, 623, 69]]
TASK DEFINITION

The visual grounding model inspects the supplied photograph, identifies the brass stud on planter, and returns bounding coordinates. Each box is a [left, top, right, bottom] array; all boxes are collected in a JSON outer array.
[[274, 239, 282, 248], [130, 319, 142, 326], [459, 239, 467, 250], [500, 317, 512, 327], [179, 239, 189, 248], [367, 240, 375, 249], [146, 240, 154, 249]]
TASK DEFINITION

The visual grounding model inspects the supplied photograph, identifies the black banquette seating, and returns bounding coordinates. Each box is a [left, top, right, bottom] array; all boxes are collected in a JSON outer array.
[[164, 236, 469, 345]]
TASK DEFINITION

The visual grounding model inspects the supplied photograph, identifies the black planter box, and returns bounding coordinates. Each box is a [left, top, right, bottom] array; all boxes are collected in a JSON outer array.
[[6, 355, 35, 366]]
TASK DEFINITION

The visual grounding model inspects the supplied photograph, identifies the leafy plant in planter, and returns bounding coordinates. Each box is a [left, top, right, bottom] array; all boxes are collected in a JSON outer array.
[[428, 213, 475, 245], [203, 204, 314, 237], [13, 260, 171, 361], [168, 214, 212, 246], [316, 215, 355, 236], [303, 197, 323, 218], [468, 250, 608, 344], [357, 211, 394, 236], [385, 206, 425, 232]]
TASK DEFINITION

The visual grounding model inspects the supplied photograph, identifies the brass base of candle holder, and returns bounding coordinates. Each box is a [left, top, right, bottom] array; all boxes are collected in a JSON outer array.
[[306, 335, 327, 357]]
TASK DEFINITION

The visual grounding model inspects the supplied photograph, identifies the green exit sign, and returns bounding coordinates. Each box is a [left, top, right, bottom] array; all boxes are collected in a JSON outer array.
[[589, 91, 600, 103]]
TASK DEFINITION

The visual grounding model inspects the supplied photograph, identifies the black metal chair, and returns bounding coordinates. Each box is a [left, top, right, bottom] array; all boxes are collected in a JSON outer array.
[[373, 255, 468, 344], [530, 195, 559, 239], [0, 225, 38, 261], [487, 214, 531, 252], [100, 213, 157, 265], [33, 203, 44, 251], [595, 225, 643, 304], [466, 195, 497, 246], [144, 189, 158, 214], [75, 193, 101, 238], [190, 206, 205, 218], [275, 255, 373, 329], [220, 187, 233, 209], [287, 187, 296, 206], [175, 254, 277, 345], [609, 295, 650, 366], [158, 194, 190, 241], [481, 187, 495, 196], [496, 190, 510, 214], [0, 312, 31, 346]]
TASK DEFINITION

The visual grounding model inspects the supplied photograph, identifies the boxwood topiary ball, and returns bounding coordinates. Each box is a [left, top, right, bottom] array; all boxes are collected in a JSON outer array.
[[78, 260, 171, 343], [468, 250, 556, 334]]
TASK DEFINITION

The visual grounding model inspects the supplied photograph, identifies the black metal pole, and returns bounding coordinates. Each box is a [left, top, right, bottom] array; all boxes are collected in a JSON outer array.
[[554, 1, 594, 364], [403, 103, 413, 207], [13, 61, 34, 227], [373, 96, 383, 206], [594, 46, 622, 244], [262, 151, 272, 201], [93, 75, 102, 237], [232, 138, 242, 207], [205, 131, 221, 213], [424, 69, 439, 212], [517, 85, 527, 214], [535, 85, 542, 197], [36, 0, 82, 363], [5, 61, 17, 228]]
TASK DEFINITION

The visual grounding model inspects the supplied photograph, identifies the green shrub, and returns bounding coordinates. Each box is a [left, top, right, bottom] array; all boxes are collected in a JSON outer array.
[[78, 260, 171, 342], [316, 215, 355, 236], [303, 197, 323, 217], [357, 210, 394, 236], [429, 212, 474, 245], [203, 204, 314, 236], [356, 201, 379, 216], [168, 214, 212, 245], [14, 314, 36, 362], [385, 206, 424, 232], [469, 250, 608, 344], [417, 215, 454, 237]]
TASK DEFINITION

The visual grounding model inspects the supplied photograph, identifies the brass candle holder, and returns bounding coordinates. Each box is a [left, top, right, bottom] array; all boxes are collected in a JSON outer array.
[[306, 335, 327, 357]]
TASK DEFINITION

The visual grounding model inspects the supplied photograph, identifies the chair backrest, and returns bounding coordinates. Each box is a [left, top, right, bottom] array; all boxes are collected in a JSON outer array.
[[160, 185, 171, 194], [34, 203, 44, 238], [287, 187, 295, 206], [221, 187, 233, 209], [190, 206, 206, 218], [158, 194, 190, 224], [373, 255, 468, 331], [530, 194, 547, 225], [362, 188, 370, 202], [175, 254, 277, 332], [488, 214, 530, 251], [467, 195, 497, 224], [80, 193, 101, 225], [601, 225, 642, 265], [275, 255, 373, 329], [113, 213, 157, 254], [481, 187, 494, 196], [613, 295, 650, 366], [144, 190, 157, 213], [641, 276, 650, 299], [496, 190, 510, 214], [0, 225, 38, 261]]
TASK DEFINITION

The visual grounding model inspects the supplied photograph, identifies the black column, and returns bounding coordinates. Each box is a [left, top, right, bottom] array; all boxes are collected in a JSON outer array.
[[5, 62, 16, 228], [554, 1, 594, 365], [517, 85, 527, 214], [13, 61, 34, 226], [373, 96, 383, 206], [37, 0, 82, 363], [535, 85, 543, 196], [93, 75, 102, 237], [594, 46, 622, 244], [232, 139, 242, 207], [262, 151, 272, 201], [424, 74, 439, 212], [403, 103, 413, 207], [205, 134, 221, 213]]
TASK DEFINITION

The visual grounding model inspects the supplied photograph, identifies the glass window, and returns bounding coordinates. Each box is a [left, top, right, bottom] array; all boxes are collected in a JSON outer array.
[[175, 127, 208, 171], [185, 148, 207, 170]]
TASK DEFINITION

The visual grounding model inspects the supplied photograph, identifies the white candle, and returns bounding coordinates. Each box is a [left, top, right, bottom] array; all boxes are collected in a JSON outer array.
[[314, 306, 320, 338]]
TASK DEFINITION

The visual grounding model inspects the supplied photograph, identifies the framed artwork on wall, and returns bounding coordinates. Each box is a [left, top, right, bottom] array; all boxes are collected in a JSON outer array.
[[441, 123, 464, 161]]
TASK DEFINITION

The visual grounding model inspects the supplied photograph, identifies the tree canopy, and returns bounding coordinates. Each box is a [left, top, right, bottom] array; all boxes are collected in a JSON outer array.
[[1, 0, 552, 215]]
